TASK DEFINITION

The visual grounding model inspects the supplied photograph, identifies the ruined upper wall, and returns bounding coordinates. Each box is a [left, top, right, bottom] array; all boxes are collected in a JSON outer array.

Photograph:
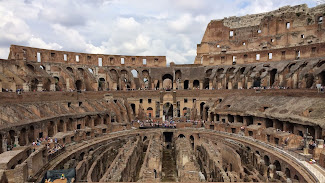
[[9, 45, 167, 67], [196, 4, 325, 65]]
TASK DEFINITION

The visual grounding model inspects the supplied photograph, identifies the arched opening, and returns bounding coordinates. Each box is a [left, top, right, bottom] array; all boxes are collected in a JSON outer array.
[[66, 67, 73, 73], [147, 107, 153, 119], [31, 78, 39, 91], [240, 67, 246, 75], [253, 77, 261, 87], [320, 71, 325, 86], [193, 80, 200, 89], [178, 134, 185, 138], [27, 64, 35, 72], [285, 168, 291, 178], [75, 80, 82, 90], [85, 116, 91, 127], [67, 118, 73, 131], [246, 116, 253, 126], [228, 114, 234, 123], [8, 130, 15, 146], [79, 152, 85, 161], [205, 69, 212, 77], [270, 69, 277, 86], [274, 160, 281, 171], [203, 78, 209, 89], [305, 74, 314, 88], [19, 128, 27, 146], [58, 120, 64, 132], [184, 80, 189, 89], [183, 107, 188, 117], [266, 118, 273, 128], [54, 77, 60, 91], [175, 70, 182, 80], [43, 78, 51, 91], [48, 121, 55, 137], [163, 102, 173, 120], [98, 78, 105, 91], [143, 136, 147, 141], [162, 74, 173, 90], [28, 126, 34, 143], [204, 106, 209, 121], [200, 102, 205, 120], [94, 116, 101, 126], [131, 69, 138, 78], [131, 103, 136, 115], [293, 175, 299, 181], [190, 135, 194, 150], [264, 155, 270, 166]]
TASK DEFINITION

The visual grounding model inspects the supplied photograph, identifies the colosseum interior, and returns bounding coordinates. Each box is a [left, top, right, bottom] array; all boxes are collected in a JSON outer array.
[[0, 3, 325, 183]]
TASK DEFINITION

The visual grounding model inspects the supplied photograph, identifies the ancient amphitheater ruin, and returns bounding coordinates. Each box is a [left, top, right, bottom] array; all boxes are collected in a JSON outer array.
[[0, 3, 325, 183]]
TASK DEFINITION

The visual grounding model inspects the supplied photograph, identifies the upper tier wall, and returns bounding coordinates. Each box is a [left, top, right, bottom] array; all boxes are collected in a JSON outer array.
[[9, 45, 167, 67], [195, 4, 325, 65]]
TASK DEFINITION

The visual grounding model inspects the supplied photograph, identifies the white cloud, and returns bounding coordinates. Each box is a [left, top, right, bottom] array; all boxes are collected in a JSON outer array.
[[0, 0, 319, 64]]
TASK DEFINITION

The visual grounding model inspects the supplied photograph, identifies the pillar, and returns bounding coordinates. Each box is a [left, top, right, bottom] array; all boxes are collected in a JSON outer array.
[[2, 135, 7, 152]]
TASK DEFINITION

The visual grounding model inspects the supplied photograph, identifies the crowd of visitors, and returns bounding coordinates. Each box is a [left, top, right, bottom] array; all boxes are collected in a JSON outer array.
[[32, 137, 65, 155]]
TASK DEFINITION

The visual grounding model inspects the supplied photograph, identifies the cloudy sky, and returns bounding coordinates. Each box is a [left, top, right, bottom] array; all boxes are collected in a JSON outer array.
[[0, 0, 320, 64]]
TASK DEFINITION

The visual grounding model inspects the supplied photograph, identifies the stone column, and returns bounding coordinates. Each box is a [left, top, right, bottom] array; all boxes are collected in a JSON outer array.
[[2, 135, 7, 152], [160, 104, 164, 120], [15, 135, 19, 147], [214, 115, 217, 122]]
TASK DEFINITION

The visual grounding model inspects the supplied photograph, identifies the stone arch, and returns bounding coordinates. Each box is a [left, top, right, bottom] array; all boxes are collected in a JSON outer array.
[[110, 69, 118, 82], [98, 78, 106, 91], [67, 118, 73, 131], [130, 103, 136, 115], [193, 80, 200, 89], [43, 78, 51, 91], [205, 69, 212, 77], [265, 118, 273, 128], [319, 71, 325, 86], [58, 120, 64, 132], [26, 64, 35, 72], [274, 160, 281, 171], [228, 114, 234, 123], [305, 74, 314, 88], [285, 168, 291, 178], [48, 121, 55, 137], [253, 77, 261, 87], [175, 70, 182, 80], [162, 74, 173, 90], [94, 115, 101, 126], [264, 155, 270, 166], [131, 69, 138, 78], [178, 134, 185, 138], [184, 80, 189, 89], [293, 175, 299, 181], [203, 78, 209, 89], [31, 78, 39, 91], [75, 80, 83, 90], [85, 116, 92, 127], [147, 107, 153, 118], [163, 102, 173, 120], [270, 69, 277, 86], [8, 130, 15, 146], [66, 67, 73, 73], [53, 76, 61, 91], [19, 128, 27, 146], [190, 135, 194, 149]]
